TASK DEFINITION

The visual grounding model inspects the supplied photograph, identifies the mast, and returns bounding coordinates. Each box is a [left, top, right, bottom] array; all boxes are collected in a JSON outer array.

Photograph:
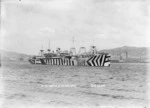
[[92, 38, 95, 46], [47, 40, 51, 53], [49, 40, 50, 49], [72, 36, 75, 47], [39, 45, 44, 56], [70, 36, 76, 55]]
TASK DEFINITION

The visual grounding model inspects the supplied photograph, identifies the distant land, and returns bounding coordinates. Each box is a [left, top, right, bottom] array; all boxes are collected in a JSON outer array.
[[0, 46, 150, 62], [99, 46, 150, 63], [0, 50, 30, 61]]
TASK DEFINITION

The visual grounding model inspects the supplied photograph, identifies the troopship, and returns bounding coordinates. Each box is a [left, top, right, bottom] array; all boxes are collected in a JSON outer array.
[[29, 39, 111, 67], [29, 46, 110, 67]]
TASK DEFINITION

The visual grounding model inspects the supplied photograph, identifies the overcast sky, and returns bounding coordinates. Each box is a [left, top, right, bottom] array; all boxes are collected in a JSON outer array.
[[1, 0, 150, 55]]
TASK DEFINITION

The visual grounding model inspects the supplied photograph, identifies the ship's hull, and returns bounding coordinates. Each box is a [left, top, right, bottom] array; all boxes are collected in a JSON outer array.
[[29, 54, 111, 67]]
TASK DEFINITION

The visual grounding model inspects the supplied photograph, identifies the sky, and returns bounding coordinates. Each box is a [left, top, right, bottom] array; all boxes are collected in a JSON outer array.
[[1, 0, 150, 55]]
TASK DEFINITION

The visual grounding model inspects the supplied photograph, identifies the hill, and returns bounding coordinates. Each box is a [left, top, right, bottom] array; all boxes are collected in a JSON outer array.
[[99, 46, 150, 62], [0, 50, 30, 61]]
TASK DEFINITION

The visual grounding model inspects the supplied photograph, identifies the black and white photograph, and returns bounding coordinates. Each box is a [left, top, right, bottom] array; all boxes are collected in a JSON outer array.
[[0, 0, 150, 108]]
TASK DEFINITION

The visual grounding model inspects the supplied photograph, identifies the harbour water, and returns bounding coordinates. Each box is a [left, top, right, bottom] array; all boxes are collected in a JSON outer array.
[[0, 61, 149, 108]]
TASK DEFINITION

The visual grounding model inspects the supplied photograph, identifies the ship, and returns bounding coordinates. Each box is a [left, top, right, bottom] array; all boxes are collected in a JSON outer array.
[[29, 38, 111, 67], [29, 45, 111, 67]]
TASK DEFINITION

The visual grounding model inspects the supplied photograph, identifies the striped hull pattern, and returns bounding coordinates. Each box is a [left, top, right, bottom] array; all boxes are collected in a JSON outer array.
[[87, 54, 110, 67], [36, 58, 77, 66], [29, 59, 35, 64], [45, 58, 76, 66], [30, 54, 111, 67]]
